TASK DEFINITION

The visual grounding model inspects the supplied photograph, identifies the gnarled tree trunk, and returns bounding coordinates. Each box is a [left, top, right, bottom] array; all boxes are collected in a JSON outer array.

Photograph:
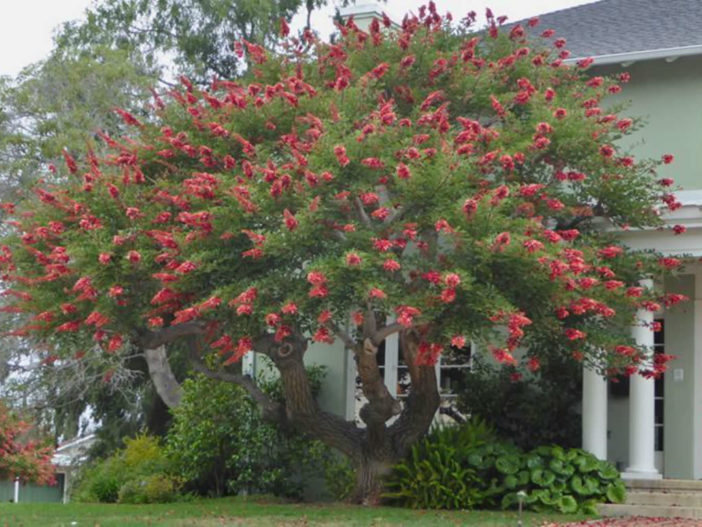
[[143, 345, 183, 408]]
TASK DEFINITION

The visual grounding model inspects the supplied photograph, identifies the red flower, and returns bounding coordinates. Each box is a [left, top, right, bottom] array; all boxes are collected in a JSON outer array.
[[598, 246, 623, 259], [346, 252, 361, 266], [396, 162, 411, 180], [279, 18, 290, 37], [107, 286, 123, 298], [564, 328, 586, 340], [126, 250, 141, 263], [307, 271, 326, 285], [148, 317, 163, 328], [313, 326, 334, 343], [400, 55, 415, 68], [62, 149, 78, 174], [383, 259, 401, 272], [662, 154, 674, 164], [440, 288, 455, 303], [659, 257, 681, 269], [369, 287, 386, 300], [444, 273, 460, 288], [370, 62, 389, 79], [265, 313, 281, 326], [451, 335, 466, 348], [98, 253, 111, 265], [107, 334, 123, 353], [333, 145, 350, 167], [175, 261, 197, 274], [599, 145, 615, 158], [463, 198, 478, 219], [283, 209, 298, 231], [396, 305, 420, 328], [57, 320, 81, 332], [280, 302, 297, 315]]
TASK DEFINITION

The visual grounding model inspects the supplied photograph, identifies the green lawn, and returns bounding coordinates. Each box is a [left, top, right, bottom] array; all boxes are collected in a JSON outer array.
[[0, 496, 594, 527]]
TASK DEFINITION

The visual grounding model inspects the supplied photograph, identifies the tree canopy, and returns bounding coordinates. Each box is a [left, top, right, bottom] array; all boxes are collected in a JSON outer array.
[[0, 6, 683, 502]]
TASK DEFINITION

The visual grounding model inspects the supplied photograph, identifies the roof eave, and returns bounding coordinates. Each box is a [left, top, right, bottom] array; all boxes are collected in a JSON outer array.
[[564, 44, 702, 66]]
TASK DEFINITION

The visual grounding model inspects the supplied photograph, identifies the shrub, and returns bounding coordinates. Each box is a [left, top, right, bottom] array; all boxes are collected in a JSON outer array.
[[384, 420, 625, 514], [72, 433, 177, 503], [117, 473, 183, 504], [166, 368, 334, 499], [457, 354, 581, 450]]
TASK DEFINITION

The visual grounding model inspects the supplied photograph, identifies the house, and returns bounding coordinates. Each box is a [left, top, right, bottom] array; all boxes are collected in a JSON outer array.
[[0, 434, 95, 503], [245, 0, 702, 482], [531, 0, 702, 481]]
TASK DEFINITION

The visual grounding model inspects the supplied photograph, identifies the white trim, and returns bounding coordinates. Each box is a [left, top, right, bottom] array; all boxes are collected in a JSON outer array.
[[565, 44, 702, 66], [338, 3, 385, 18], [55, 434, 96, 453]]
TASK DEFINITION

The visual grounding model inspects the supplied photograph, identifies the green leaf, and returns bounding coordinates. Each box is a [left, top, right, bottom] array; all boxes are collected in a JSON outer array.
[[558, 495, 579, 514], [606, 481, 627, 503]]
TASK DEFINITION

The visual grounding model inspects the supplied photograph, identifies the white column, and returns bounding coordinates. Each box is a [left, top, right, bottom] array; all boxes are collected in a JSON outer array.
[[13, 478, 18, 503], [623, 278, 661, 479], [582, 364, 608, 460]]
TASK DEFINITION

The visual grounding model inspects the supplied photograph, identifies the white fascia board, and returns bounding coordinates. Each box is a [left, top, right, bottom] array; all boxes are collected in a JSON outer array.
[[338, 3, 385, 18], [564, 44, 702, 66]]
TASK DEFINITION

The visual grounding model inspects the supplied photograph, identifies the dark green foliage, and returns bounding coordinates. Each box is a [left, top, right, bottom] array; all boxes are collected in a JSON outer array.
[[384, 420, 625, 514], [457, 354, 582, 450], [165, 368, 334, 499]]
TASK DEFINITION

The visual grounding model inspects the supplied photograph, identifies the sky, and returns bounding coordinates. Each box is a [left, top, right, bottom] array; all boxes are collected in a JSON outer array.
[[0, 0, 599, 78]]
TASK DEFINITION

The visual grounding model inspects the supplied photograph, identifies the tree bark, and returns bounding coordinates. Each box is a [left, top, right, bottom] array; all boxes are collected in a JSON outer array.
[[352, 452, 396, 505], [270, 336, 363, 460], [143, 345, 183, 409]]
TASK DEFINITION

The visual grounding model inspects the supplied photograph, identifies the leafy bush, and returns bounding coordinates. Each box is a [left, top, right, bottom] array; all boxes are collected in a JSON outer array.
[[166, 369, 334, 499], [72, 434, 178, 503], [457, 354, 582, 450], [384, 420, 625, 514], [117, 473, 183, 504]]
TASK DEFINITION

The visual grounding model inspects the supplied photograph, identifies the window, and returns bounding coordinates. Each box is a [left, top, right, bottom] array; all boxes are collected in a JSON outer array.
[[353, 340, 472, 426]]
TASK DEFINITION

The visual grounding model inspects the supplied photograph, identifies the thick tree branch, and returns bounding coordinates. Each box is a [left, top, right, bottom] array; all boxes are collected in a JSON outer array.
[[353, 196, 372, 228], [371, 322, 404, 347], [187, 345, 283, 422], [329, 321, 355, 349], [389, 330, 440, 456], [355, 338, 402, 428], [136, 321, 206, 349], [142, 345, 183, 409], [271, 335, 364, 460]]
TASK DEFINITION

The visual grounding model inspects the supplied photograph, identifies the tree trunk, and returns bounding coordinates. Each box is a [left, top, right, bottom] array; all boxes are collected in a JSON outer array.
[[143, 345, 183, 408], [352, 453, 396, 505]]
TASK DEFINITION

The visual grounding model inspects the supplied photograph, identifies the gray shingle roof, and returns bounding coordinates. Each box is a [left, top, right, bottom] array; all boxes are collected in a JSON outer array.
[[528, 0, 702, 58]]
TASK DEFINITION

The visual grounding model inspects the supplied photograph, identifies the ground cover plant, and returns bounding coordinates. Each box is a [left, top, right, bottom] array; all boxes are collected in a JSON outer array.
[[0, 3, 682, 504]]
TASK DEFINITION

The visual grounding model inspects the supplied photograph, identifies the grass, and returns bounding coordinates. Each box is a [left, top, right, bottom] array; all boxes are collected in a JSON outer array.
[[0, 495, 594, 527]]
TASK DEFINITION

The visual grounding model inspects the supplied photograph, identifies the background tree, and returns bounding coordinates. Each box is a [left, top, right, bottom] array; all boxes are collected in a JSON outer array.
[[0, 401, 55, 485], [0, 7, 683, 503], [54, 0, 360, 84]]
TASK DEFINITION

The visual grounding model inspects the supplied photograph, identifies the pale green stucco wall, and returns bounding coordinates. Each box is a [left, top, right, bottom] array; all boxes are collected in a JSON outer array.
[[662, 274, 696, 478], [600, 56, 702, 190], [304, 341, 350, 418]]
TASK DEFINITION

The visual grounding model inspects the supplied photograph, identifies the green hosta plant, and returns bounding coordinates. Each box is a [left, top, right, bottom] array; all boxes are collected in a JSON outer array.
[[385, 420, 625, 514]]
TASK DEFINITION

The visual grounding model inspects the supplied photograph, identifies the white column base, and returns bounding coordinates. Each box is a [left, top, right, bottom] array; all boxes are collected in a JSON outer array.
[[621, 470, 662, 480]]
